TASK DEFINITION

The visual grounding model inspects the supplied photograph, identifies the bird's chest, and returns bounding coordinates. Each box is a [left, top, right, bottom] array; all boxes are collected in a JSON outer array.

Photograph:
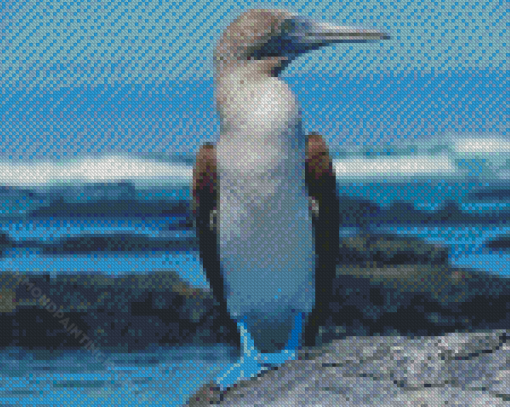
[[215, 146, 315, 321], [216, 138, 307, 208], [215, 74, 311, 253], [216, 147, 311, 257]]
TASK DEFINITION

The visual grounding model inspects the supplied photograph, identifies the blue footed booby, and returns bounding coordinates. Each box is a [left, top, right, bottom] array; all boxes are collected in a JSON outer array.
[[192, 8, 390, 390]]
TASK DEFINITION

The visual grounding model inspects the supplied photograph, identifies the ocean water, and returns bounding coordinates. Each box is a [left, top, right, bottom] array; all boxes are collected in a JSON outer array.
[[0, 155, 507, 278], [0, 221, 508, 278], [0, 344, 238, 407], [0, 154, 509, 406]]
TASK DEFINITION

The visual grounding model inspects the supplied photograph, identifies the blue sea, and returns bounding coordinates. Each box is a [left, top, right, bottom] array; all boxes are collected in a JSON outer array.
[[0, 149, 509, 406], [0, 151, 508, 277]]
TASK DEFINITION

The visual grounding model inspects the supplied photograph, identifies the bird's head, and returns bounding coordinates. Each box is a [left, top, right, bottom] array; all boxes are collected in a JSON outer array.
[[214, 9, 390, 77]]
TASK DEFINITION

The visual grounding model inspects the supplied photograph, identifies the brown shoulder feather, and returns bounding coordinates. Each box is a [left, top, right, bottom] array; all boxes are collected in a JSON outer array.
[[305, 132, 336, 196], [306, 132, 334, 178], [192, 143, 218, 217]]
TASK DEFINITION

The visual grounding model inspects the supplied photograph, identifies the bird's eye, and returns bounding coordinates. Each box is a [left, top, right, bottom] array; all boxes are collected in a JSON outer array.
[[281, 19, 295, 34]]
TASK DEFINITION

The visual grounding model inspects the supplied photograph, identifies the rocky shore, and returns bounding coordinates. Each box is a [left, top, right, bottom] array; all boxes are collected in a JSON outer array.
[[188, 330, 509, 405], [0, 268, 238, 352], [186, 235, 510, 405], [0, 233, 509, 405]]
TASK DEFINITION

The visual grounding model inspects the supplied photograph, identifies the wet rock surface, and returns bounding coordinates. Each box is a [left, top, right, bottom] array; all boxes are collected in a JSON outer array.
[[188, 330, 510, 406], [484, 234, 510, 251]]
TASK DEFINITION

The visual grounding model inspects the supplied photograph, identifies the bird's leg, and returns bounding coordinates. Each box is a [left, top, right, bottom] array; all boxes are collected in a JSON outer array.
[[214, 316, 263, 390], [257, 312, 304, 367], [214, 313, 305, 390], [286, 311, 305, 351]]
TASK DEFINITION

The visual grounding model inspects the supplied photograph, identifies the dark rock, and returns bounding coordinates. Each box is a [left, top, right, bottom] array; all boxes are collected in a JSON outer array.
[[0, 231, 13, 256], [337, 233, 449, 267], [40, 233, 198, 254], [0, 271, 239, 352], [28, 199, 189, 218], [468, 188, 510, 201], [484, 234, 510, 251], [0, 231, 12, 247], [337, 196, 381, 228], [309, 264, 510, 348], [369, 199, 510, 226]]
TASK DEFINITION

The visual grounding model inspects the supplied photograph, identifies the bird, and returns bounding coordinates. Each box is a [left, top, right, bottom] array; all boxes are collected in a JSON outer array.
[[192, 8, 390, 390]]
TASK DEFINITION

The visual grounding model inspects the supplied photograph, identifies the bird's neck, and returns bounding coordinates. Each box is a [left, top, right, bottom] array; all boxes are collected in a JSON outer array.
[[215, 68, 306, 196], [214, 57, 288, 80], [215, 68, 303, 149]]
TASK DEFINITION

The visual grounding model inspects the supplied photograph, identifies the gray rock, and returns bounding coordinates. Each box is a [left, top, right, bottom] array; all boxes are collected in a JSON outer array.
[[337, 233, 449, 266], [187, 330, 510, 406], [186, 233, 510, 405], [0, 270, 239, 351]]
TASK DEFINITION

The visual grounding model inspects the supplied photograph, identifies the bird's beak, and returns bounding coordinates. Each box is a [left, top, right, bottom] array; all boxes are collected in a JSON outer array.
[[289, 16, 390, 46]]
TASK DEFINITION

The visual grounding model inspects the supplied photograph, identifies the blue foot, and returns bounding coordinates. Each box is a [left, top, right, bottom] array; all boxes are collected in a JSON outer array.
[[286, 312, 305, 351], [215, 313, 304, 390], [259, 312, 304, 368], [215, 320, 263, 390]]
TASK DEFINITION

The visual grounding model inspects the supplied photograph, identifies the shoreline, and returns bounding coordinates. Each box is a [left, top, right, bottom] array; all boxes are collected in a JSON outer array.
[[1, 232, 507, 353]]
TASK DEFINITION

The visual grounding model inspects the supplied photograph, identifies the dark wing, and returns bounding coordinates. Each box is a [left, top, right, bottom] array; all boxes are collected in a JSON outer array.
[[192, 142, 218, 230], [303, 132, 340, 347], [193, 143, 224, 304], [193, 142, 240, 346]]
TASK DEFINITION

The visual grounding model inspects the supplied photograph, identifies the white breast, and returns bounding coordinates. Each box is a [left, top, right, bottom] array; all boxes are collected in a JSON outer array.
[[216, 74, 315, 328]]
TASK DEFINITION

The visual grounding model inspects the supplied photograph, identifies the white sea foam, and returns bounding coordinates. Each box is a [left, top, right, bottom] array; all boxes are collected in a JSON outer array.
[[0, 156, 191, 188], [0, 134, 506, 189]]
